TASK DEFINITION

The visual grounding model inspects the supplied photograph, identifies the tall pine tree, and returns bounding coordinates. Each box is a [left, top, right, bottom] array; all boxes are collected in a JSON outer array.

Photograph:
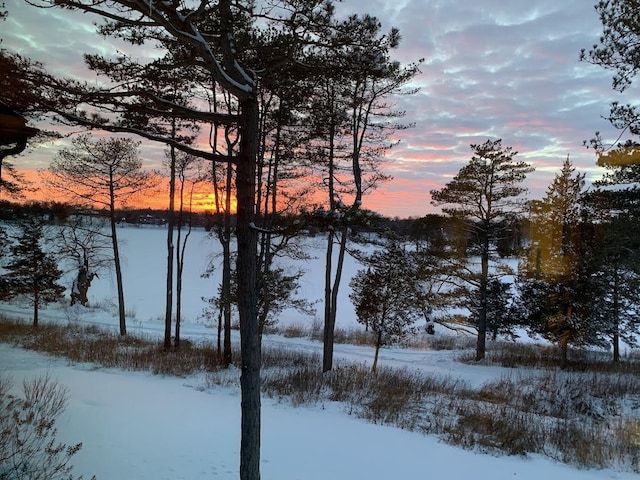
[[431, 139, 533, 360]]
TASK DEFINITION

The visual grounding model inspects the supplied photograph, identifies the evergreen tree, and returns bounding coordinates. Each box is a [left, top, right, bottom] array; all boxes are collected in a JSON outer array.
[[581, 0, 640, 138], [516, 157, 600, 366], [581, 148, 640, 361], [349, 242, 420, 373], [431, 139, 533, 360], [483, 279, 514, 341], [0, 217, 64, 326]]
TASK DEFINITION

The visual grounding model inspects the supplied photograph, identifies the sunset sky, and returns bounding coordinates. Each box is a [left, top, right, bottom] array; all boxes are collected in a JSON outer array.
[[2, 0, 638, 218]]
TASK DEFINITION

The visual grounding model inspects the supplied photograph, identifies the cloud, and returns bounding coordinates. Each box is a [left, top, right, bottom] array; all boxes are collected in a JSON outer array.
[[2, 0, 636, 217]]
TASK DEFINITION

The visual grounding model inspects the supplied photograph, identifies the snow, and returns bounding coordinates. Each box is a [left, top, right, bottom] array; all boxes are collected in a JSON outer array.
[[0, 224, 636, 479]]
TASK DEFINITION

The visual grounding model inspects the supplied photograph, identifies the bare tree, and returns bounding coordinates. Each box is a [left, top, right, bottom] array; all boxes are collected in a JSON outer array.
[[57, 215, 112, 307], [46, 134, 152, 335]]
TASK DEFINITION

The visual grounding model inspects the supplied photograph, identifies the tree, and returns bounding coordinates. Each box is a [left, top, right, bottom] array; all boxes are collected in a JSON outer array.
[[483, 279, 515, 341], [430, 139, 533, 360], [581, 210, 640, 361], [582, 0, 640, 361], [349, 242, 420, 372], [312, 20, 421, 372], [0, 216, 64, 326], [174, 151, 202, 349], [580, 147, 640, 361], [581, 1, 640, 165], [46, 134, 152, 335], [515, 157, 597, 366], [581, 1, 640, 94], [57, 215, 112, 307]]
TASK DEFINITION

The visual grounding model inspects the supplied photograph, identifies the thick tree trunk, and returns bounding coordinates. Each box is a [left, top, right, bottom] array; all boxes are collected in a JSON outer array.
[[613, 332, 620, 363], [223, 161, 233, 367], [222, 237, 232, 367], [237, 97, 260, 480]]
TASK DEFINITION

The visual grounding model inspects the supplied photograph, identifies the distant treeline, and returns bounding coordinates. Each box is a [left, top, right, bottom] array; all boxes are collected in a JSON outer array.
[[0, 199, 529, 256]]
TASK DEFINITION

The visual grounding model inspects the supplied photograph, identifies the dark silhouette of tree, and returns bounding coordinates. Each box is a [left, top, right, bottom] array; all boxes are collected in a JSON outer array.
[[581, 1, 640, 166], [46, 134, 152, 335], [312, 20, 421, 373], [0, 216, 64, 326], [431, 139, 533, 361]]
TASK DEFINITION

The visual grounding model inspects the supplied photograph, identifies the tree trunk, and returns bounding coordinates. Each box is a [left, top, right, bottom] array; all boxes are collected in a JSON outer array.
[[222, 237, 232, 366], [613, 331, 620, 363], [612, 268, 620, 363], [560, 340, 568, 369], [164, 146, 177, 349], [175, 167, 192, 350], [109, 183, 126, 336], [33, 290, 39, 327], [223, 161, 233, 367], [372, 331, 382, 373], [237, 97, 260, 480], [476, 226, 489, 361], [322, 227, 348, 372], [322, 229, 334, 372]]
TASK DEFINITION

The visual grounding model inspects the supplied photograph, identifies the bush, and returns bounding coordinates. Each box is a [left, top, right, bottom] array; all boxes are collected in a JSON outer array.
[[0, 374, 94, 479]]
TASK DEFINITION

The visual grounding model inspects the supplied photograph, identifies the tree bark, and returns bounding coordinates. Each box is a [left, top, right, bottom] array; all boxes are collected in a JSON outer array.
[[323, 227, 347, 372], [165, 146, 176, 349], [322, 229, 334, 372], [237, 97, 260, 480], [223, 163, 233, 367], [109, 178, 127, 336], [476, 222, 490, 361], [372, 331, 382, 373], [33, 290, 39, 327]]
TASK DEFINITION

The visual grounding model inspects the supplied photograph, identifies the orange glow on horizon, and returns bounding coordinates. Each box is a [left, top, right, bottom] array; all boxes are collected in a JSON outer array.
[[11, 169, 237, 214], [8, 168, 437, 218]]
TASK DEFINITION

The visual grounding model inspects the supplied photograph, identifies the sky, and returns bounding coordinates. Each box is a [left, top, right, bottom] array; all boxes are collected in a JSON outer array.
[[2, 0, 638, 217]]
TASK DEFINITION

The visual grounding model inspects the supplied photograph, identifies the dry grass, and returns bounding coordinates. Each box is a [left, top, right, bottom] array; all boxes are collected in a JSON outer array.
[[0, 318, 226, 376], [1, 315, 639, 473]]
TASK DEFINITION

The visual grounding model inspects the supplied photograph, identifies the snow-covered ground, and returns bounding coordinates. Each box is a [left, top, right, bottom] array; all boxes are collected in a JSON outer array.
[[0, 224, 636, 479]]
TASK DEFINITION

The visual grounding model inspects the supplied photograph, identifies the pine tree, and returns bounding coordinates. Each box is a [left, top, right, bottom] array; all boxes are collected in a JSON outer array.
[[349, 242, 420, 372], [516, 157, 599, 366], [431, 139, 533, 360], [1, 217, 64, 326], [581, 143, 640, 361], [46, 134, 152, 335]]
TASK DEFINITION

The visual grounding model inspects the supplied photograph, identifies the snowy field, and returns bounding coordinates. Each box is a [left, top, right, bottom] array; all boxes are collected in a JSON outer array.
[[0, 224, 637, 479]]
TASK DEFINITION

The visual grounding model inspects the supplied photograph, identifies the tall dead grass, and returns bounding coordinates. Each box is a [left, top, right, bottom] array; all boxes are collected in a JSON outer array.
[[1, 315, 639, 472]]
